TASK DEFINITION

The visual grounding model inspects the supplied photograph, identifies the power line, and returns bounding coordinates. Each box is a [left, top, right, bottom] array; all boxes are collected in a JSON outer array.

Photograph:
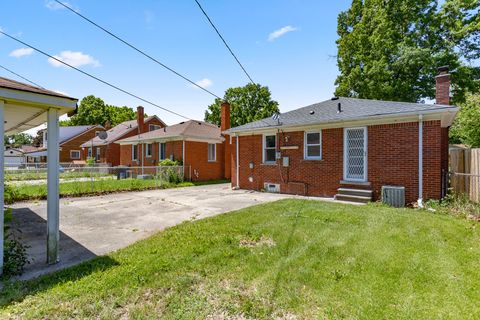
[[194, 0, 255, 84], [0, 64, 44, 88], [0, 30, 191, 120], [53, 0, 222, 100]]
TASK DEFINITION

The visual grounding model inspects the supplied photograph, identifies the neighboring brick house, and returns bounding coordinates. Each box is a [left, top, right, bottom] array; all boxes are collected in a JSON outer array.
[[25, 125, 104, 163], [226, 67, 458, 205], [116, 119, 227, 181], [80, 106, 166, 166]]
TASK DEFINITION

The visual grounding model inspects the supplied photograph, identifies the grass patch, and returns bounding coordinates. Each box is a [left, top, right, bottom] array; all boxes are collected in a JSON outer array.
[[5, 179, 228, 204], [5, 171, 112, 182], [1, 199, 479, 319]]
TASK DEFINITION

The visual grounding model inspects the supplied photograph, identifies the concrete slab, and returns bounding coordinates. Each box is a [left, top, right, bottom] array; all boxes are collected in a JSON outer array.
[[8, 183, 295, 280]]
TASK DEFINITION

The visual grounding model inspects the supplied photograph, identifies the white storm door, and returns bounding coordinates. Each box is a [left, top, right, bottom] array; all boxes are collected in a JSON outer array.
[[344, 127, 367, 182]]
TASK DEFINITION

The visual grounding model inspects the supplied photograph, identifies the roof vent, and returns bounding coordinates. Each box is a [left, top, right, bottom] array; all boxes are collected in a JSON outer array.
[[331, 96, 340, 100], [198, 122, 202, 125], [337, 102, 342, 113], [309, 110, 315, 115], [180, 121, 184, 124]]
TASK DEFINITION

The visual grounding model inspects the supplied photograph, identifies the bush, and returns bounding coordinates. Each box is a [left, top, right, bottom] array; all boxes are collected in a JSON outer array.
[[158, 159, 181, 166], [2, 209, 30, 278]]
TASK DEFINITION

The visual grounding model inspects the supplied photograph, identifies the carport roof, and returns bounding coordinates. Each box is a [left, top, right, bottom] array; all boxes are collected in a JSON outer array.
[[0, 77, 78, 134]]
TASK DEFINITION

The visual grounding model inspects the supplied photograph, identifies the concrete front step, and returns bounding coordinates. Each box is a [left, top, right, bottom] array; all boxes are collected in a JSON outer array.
[[334, 194, 372, 204], [337, 188, 373, 197]]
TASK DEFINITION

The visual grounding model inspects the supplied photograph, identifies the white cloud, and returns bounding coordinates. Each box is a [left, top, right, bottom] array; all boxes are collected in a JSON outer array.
[[268, 25, 298, 41], [48, 51, 100, 68], [193, 78, 213, 89], [9, 48, 34, 58], [45, 1, 80, 12]]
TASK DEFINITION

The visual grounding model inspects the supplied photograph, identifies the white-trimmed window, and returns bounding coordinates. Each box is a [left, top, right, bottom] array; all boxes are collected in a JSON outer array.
[[304, 131, 322, 160], [146, 143, 153, 157], [208, 143, 216, 162], [149, 124, 161, 132], [159, 143, 166, 160], [132, 145, 138, 161], [87, 147, 92, 158], [70, 150, 81, 160], [95, 147, 101, 161], [263, 134, 277, 164]]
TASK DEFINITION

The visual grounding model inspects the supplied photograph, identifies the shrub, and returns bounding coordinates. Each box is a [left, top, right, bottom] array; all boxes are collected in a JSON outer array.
[[158, 159, 180, 166], [2, 209, 30, 278]]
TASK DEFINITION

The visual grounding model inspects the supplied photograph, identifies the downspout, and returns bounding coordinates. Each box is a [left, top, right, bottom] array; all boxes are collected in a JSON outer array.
[[418, 114, 423, 208], [236, 135, 239, 189]]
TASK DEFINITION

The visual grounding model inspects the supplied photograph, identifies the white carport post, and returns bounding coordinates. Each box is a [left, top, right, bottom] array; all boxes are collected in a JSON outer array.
[[0, 100, 4, 275], [47, 108, 60, 264]]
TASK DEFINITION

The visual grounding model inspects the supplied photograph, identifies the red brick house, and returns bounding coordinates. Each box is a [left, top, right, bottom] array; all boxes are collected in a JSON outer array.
[[80, 106, 166, 166], [116, 118, 228, 181], [25, 125, 104, 163], [226, 67, 458, 205]]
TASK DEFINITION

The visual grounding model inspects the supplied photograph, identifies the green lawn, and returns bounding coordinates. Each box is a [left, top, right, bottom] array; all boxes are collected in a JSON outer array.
[[1, 200, 479, 319], [5, 179, 229, 204]]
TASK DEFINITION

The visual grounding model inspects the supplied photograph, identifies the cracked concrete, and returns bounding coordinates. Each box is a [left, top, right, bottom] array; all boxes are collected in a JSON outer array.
[[8, 183, 294, 280]]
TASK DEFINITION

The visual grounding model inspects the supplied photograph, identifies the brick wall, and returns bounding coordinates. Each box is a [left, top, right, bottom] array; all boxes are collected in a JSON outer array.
[[119, 139, 225, 181], [60, 127, 100, 163], [185, 141, 224, 181], [231, 120, 445, 204]]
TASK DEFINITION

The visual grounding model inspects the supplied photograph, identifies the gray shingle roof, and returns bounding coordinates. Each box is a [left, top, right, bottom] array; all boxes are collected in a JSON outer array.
[[80, 116, 162, 147], [227, 97, 458, 133], [117, 120, 223, 144]]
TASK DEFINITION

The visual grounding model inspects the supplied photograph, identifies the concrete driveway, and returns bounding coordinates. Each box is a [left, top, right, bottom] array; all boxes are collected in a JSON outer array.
[[9, 183, 292, 280]]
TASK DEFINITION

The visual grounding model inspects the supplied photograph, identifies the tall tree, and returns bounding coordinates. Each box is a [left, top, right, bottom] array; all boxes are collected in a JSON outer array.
[[204, 83, 280, 127], [4, 133, 33, 148], [450, 93, 480, 147], [60, 95, 136, 127], [335, 0, 479, 104]]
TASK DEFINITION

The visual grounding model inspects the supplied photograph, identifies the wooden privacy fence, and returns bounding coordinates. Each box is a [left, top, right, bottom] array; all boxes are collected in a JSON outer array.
[[450, 148, 480, 202]]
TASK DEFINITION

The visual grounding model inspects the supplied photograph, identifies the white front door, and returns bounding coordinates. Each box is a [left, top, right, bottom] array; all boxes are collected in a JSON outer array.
[[344, 127, 367, 182]]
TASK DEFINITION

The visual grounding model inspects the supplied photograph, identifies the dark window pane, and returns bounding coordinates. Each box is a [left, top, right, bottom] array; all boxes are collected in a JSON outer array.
[[266, 149, 276, 162], [265, 135, 276, 148], [307, 132, 320, 145], [307, 145, 320, 157]]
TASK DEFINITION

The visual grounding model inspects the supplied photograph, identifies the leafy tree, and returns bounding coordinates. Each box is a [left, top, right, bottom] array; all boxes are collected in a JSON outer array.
[[204, 83, 280, 127], [450, 93, 480, 147], [335, 0, 479, 104], [60, 95, 136, 127], [5, 133, 33, 148]]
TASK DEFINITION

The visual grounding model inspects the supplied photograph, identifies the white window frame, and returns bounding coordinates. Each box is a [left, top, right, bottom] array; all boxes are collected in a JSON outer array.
[[149, 124, 161, 132], [70, 150, 81, 160], [95, 147, 101, 161], [263, 133, 277, 164], [146, 143, 152, 157], [208, 143, 216, 162], [159, 142, 166, 160], [132, 144, 138, 161], [304, 131, 322, 160], [87, 147, 92, 158]]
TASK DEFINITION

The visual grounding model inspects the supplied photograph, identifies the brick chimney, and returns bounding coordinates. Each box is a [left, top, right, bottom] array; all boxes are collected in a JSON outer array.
[[137, 106, 145, 134], [436, 66, 450, 105], [221, 101, 231, 179]]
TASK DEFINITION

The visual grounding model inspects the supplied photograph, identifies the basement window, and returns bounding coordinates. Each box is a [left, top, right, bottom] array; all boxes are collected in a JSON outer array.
[[304, 131, 322, 160], [263, 134, 277, 164], [208, 143, 216, 162]]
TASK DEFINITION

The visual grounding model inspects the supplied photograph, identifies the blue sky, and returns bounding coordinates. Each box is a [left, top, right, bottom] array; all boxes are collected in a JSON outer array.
[[0, 0, 351, 133]]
